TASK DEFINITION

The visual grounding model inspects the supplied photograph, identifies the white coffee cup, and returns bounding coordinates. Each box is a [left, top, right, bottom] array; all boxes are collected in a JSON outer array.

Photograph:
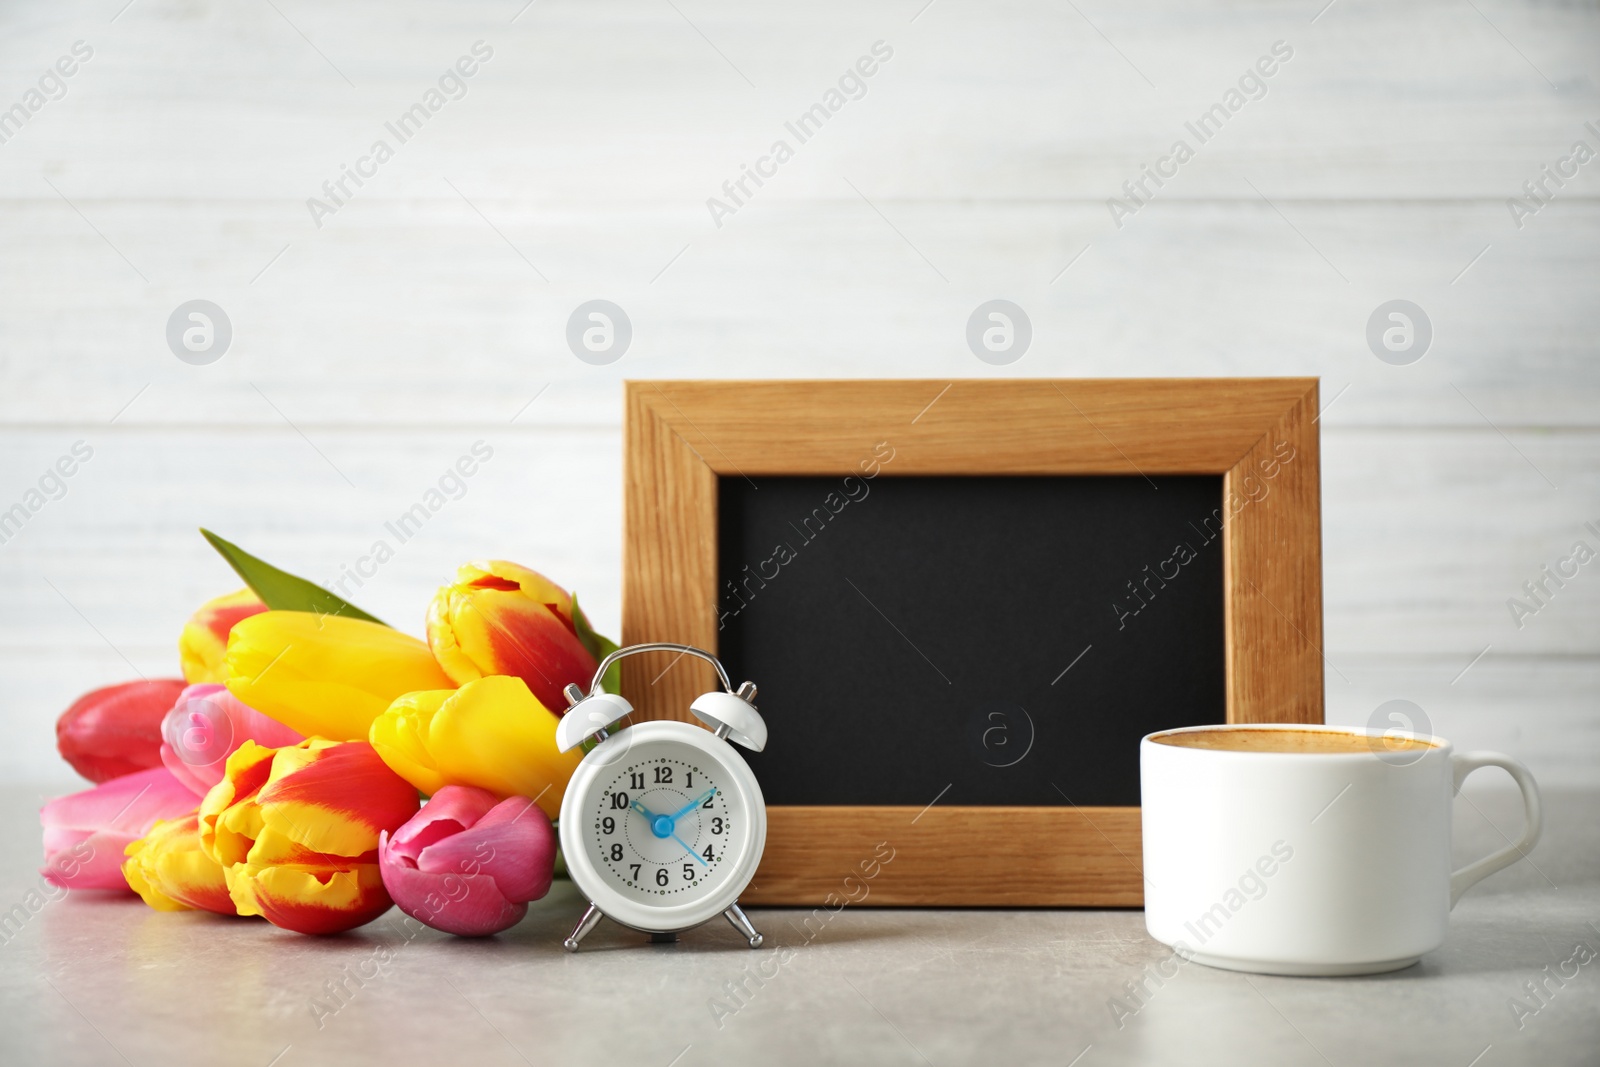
[[1140, 723, 1542, 976]]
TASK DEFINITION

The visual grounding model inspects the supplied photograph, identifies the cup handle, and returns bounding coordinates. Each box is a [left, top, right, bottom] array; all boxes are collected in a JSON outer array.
[[1449, 751, 1543, 909]]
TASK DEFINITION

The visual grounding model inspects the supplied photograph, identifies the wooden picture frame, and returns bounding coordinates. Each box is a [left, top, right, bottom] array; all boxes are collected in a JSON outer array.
[[622, 379, 1324, 906]]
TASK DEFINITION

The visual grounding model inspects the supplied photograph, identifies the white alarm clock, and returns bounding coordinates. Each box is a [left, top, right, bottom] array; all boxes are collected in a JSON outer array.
[[555, 643, 768, 951]]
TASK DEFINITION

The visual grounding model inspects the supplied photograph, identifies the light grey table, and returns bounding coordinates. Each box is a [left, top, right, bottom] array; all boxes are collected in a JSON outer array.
[[2, 784, 1594, 1067]]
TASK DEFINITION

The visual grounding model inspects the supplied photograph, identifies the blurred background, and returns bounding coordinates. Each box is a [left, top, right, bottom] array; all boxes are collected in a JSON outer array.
[[1, 0, 1596, 791]]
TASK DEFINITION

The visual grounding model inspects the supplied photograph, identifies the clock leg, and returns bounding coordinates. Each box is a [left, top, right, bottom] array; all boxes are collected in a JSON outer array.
[[723, 903, 764, 949], [563, 902, 603, 952]]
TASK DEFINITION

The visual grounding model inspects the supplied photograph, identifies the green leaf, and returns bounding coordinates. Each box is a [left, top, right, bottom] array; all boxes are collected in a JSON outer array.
[[570, 593, 621, 694], [200, 528, 388, 626]]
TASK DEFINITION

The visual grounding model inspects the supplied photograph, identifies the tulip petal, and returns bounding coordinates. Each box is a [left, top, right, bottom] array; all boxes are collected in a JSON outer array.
[[367, 690, 451, 797], [198, 742, 281, 866], [379, 832, 526, 937], [41, 826, 93, 860], [226, 612, 455, 742], [256, 741, 422, 859], [42, 766, 201, 839], [369, 677, 579, 818], [40, 767, 200, 890], [43, 830, 141, 890], [122, 814, 235, 915], [159, 747, 213, 799], [386, 785, 500, 864], [227, 861, 391, 935], [159, 684, 304, 797], [56, 679, 188, 784], [179, 588, 267, 684], [414, 797, 553, 905]]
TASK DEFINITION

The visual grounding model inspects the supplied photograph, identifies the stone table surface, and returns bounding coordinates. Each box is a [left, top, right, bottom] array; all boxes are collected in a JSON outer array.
[[2, 783, 1595, 1067]]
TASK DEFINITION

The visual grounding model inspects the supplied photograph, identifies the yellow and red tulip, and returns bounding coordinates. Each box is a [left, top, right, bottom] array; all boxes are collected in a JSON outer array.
[[225, 611, 455, 742], [122, 812, 234, 914], [199, 738, 420, 934], [378, 785, 555, 936], [369, 676, 579, 820], [56, 678, 187, 784], [179, 588, 267, 684], [425, 561, 598, 714], [41, 767, 200, 890]]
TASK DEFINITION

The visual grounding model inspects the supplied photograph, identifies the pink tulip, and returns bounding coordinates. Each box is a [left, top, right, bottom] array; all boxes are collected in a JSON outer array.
[[378, 785, 555, 937], [41, 767, 200, 890], [158, 684, 303, 796], [56, 678, 188, 783]]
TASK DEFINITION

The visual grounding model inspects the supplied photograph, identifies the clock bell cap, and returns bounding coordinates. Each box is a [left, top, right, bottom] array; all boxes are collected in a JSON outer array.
[[689, 691, 767, 752], [555, 692, 634, 753]]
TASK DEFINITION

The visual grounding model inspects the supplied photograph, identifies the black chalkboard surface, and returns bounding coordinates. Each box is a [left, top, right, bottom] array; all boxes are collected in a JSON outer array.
[[718, 474, 1225, 808]]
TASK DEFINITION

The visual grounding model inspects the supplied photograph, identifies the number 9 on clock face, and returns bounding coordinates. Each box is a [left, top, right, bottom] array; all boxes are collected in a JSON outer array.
[[559, 721, 767, 934]]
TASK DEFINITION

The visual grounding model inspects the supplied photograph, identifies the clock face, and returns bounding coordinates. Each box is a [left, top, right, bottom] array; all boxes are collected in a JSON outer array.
[[588, 740, 741, 905]]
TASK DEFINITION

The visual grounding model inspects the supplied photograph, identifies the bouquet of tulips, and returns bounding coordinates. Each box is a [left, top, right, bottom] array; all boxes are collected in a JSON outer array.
[[41, 530, 619, 936]]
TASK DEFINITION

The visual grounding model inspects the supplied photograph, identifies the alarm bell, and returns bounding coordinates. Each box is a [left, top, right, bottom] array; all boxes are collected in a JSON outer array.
[[553, 643, 765, 753], [554, 690, 633, 754], [690, 686, 766, 752]]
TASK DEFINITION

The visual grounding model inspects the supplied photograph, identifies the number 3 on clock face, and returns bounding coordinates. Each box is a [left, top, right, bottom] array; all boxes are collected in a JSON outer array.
[[560, 721, 767, 935]]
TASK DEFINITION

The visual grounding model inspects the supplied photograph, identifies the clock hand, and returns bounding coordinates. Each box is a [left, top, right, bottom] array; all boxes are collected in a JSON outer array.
[[668, 788, 716, 821], [671, 830, 709, 867], [630, 798, 662, 822]]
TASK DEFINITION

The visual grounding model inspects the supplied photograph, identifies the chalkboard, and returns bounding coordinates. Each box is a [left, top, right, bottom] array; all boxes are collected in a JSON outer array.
[[717, 474, 1226, 808]]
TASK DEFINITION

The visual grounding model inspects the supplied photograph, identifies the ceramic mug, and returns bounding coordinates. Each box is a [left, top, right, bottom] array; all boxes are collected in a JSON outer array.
[[1140, 723, 1542, 976]]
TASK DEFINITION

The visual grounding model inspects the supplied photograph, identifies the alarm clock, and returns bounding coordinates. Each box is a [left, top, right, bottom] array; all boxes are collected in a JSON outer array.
[[554, 643, 768, 951]]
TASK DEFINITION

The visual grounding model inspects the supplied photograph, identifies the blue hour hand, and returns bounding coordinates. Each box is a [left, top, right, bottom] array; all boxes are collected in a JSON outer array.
[[670, 788, 716, 821]]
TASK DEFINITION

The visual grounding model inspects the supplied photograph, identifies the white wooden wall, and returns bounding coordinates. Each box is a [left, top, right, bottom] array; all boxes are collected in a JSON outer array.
[[2, 0, 1596, 785]]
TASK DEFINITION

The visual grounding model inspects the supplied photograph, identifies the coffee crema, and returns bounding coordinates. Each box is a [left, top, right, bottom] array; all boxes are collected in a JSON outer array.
[[1152, 728, 1436, 754]]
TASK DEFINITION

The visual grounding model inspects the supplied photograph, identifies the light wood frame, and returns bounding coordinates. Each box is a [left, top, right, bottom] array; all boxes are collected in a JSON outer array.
[[623, 379, 1323, 906]]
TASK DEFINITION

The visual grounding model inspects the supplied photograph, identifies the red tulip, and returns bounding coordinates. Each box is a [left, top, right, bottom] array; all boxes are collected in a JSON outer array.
[[378, 785, 555, 936], [56, 679, 188, 784], [40, 767, 200, 890]]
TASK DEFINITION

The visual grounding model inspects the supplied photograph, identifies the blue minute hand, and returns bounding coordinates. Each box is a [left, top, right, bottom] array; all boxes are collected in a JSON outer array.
[[669, 788, 716, 821], [672, 829, 709, 867]]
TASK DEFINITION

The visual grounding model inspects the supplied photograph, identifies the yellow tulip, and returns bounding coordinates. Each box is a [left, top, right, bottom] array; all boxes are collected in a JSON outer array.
[[225, 611, 455, 742], [369, 676, 579, 820], [179, 588, 266, 684], [123, 813, 235, 915]]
